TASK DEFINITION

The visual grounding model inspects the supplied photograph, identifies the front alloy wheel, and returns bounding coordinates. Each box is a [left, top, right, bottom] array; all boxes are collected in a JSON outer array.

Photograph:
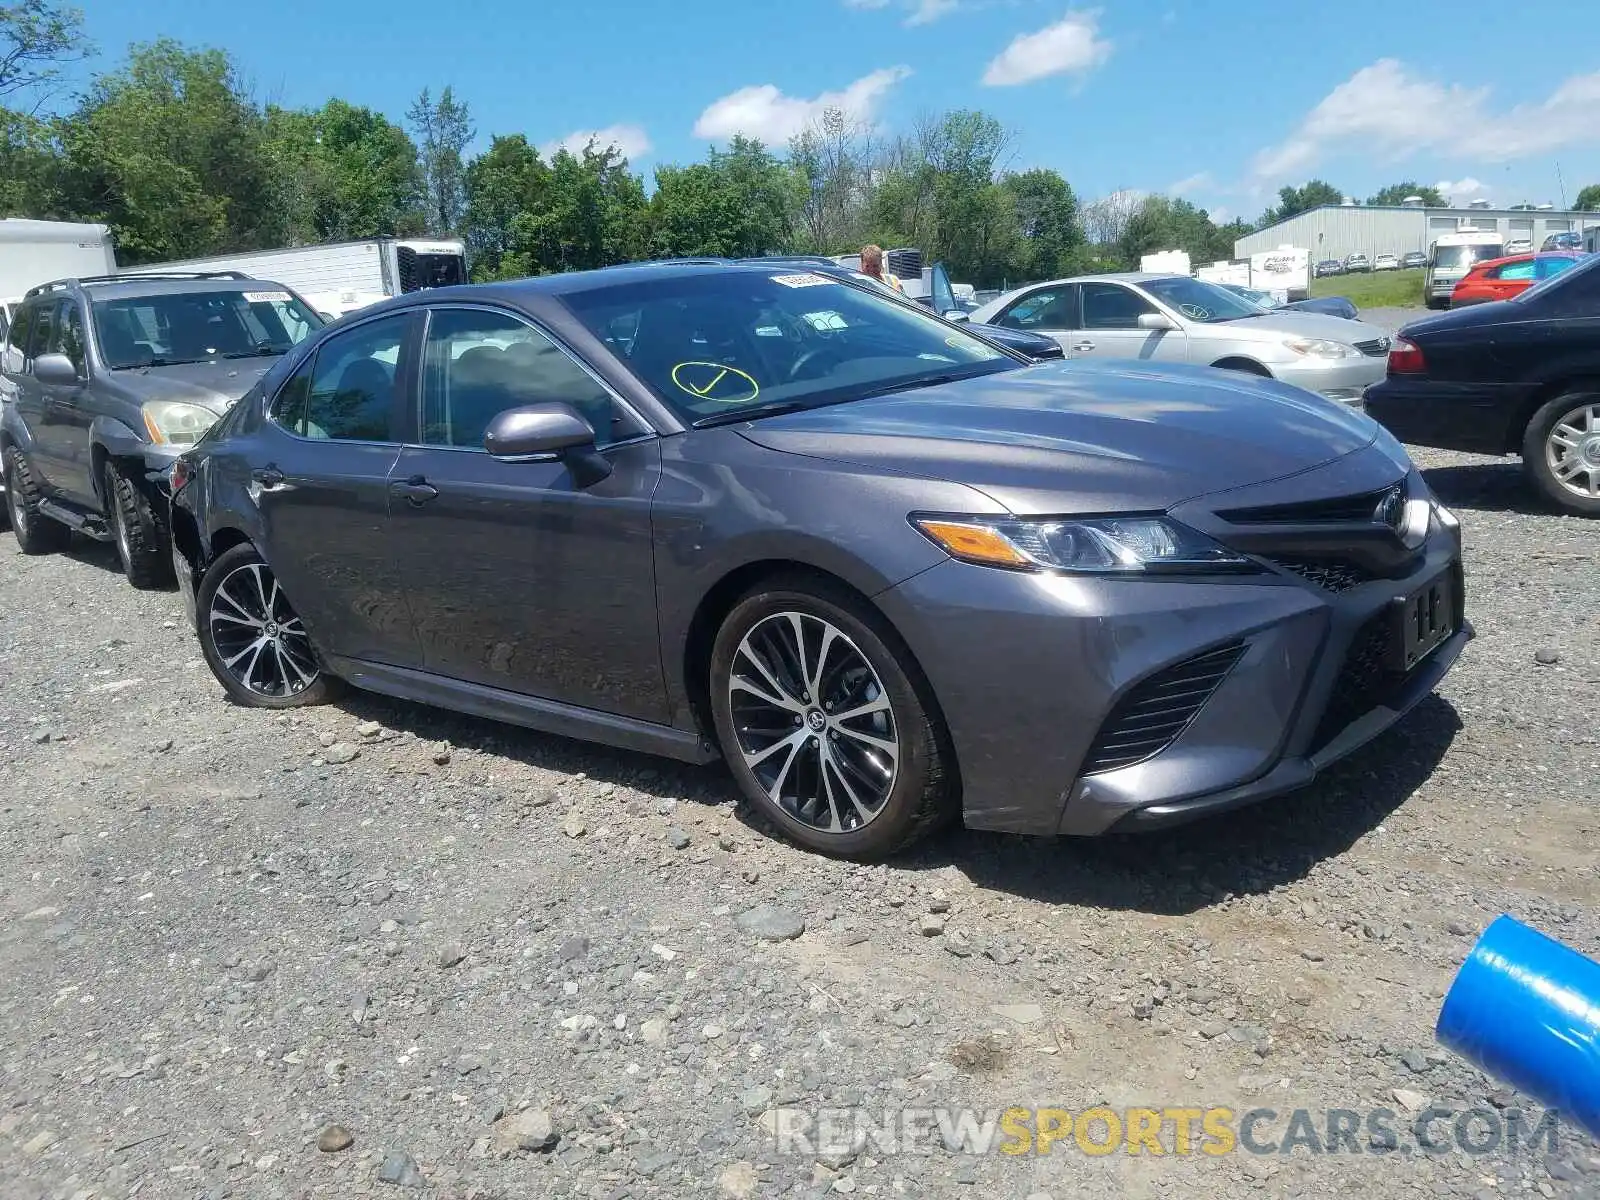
[[729, 611, 899, 834], [709, 578, 954, 859], [196, 543, 341, 708]]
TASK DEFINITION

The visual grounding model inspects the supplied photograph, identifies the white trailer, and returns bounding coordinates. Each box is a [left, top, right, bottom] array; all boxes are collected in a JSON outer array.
[[1248, 246, 1311, 302], [1194, 259, 1253, 288], [1140, 249, 1191, 276], [119, 237, 468, 318], [0, 218, 118, 337]]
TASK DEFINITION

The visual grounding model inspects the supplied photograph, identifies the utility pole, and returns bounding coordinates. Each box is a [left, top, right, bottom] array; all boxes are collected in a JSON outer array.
[[1556, 162, 1567, 210]]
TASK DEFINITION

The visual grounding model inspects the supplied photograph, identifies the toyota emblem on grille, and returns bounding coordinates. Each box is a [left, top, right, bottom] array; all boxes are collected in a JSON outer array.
[[1374, 485, 1405, 531], [1377, 336, 1391, 352]]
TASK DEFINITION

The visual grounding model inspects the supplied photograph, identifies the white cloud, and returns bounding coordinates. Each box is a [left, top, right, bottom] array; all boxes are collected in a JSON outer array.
[[1435, 177, 1487, 202], [693, 66, 911, 143], [982, 11, 1111, 87], [842, 0, 960, 25], [1168, 171, 1211, 195], [1252, 59, 1600, 182], [540, 124, 652, 161]]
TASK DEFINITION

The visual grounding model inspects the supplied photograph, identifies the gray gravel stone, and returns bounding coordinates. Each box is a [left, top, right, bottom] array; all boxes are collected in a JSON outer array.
[[735, 904, 805, 941], [377, 1150, 425, 1187], [324, 742, 360, 764]]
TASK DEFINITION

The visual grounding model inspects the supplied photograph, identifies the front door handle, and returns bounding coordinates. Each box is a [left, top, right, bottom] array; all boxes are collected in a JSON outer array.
[[1072, 341, 1096, 352], [391, 476, 439, 506], [252, 466, 286, 488]]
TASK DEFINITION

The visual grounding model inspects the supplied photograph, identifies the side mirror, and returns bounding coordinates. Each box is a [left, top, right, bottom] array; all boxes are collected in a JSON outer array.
[[1138, 312, 1178, 332], [33, 352, 80, 385], [484, 402, 597, 458], [943, 310, 971, 323]]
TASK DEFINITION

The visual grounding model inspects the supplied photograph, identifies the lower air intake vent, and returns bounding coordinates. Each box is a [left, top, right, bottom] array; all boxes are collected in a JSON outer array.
[[1270, 556, 1374, 593], [1082, 643, 1246, 774]]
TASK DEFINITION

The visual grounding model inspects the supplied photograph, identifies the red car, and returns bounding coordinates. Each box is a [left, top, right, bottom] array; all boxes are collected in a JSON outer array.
[[1450, 252, 1584, 307]]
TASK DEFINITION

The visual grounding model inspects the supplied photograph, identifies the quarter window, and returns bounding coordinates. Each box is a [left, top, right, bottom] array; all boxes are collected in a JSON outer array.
[[420, 308, 629, 450], [1080, 283, 1158, 330], [275, 315, 407, 441]]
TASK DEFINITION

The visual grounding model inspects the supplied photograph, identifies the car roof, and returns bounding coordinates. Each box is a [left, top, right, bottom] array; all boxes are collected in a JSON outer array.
[[25, 274, 296, 301]]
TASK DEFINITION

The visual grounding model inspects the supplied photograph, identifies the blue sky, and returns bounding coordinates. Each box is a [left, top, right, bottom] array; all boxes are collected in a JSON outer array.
[[72, 0, 1600, 222]]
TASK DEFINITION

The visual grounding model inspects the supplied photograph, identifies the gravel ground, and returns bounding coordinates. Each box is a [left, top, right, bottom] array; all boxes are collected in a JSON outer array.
[[1, 444, 1596, 1200]]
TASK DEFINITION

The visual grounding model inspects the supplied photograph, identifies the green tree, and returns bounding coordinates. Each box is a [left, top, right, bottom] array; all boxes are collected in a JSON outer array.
[[463, 133, 550, 278], [265, 99, 422, 243], [649, 136, 796, 258], [788, 107, 872, 253], [408, 85, 473, 234], [1262, 179, 1343, 225], [1366, 182, 1445, 207], [0, 107, 63, 215], [1117, 195, 1226, 268], [0, 0, 90, 105], [1575, 184, 1600, 212], [1000, 168, 1080, 280], [57, 39, 282, 262]]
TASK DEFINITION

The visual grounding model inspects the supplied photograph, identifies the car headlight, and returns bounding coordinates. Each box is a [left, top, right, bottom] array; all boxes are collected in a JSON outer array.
[[142, 400, 220, 446], [1283, 336, 1360, 360], [911, 515, 1253, 574]]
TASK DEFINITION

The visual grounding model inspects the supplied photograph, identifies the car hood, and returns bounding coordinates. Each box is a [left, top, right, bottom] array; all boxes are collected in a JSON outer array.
[[736, 361, 1377, 514], [106, 358, 282, 412], [1206, 310, 1387, 344]]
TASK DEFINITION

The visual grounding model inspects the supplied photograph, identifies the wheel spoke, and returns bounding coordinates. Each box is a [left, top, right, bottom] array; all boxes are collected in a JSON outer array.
[[208, 561, 320, 697], [825, 746, 878, 824], [736, 641, 802, 711], [213, 588, 262, 627], [835, 724, 898, 758], [743, 727, 807, 771], [830, 696, 891, 723]]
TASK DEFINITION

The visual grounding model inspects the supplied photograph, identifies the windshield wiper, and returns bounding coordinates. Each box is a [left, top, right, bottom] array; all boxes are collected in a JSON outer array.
[[691, 399, 816, 429], [221, 346, 286, 359], [852, 370, 980, 400], [115, 357, 210, 368]]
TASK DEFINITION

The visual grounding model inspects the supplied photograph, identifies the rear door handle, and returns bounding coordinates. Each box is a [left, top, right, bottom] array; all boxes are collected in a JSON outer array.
[[1072, 341, 1096, 352], [390, 476, 439, 506]]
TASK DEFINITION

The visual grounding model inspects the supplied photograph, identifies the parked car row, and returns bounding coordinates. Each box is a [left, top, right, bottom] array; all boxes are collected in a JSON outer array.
[[5, 259, 1473, 863], [1314, 251, 1428, 276]]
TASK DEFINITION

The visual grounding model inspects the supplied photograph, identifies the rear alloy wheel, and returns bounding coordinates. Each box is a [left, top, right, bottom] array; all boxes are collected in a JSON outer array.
[[1523, 392, 1600, 517], [4, 445, 69, 554], [709, 579, 953, 859], [102, 460, 173, 588], [196, 543, 342, 708]]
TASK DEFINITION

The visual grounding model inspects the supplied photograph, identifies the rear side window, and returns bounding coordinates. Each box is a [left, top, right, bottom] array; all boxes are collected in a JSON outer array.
[[1490, 261, 1536, 281], [273, 315, 408, 441]]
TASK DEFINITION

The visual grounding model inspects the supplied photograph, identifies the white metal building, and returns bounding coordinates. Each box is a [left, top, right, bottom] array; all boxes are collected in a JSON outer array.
[[1235, 203, 1600, 262]]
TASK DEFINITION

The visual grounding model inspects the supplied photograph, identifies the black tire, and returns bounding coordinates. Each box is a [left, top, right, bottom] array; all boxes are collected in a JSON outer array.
[[102, 459, 174, 589], [196, 542, 344, 708], [708, 575, 955, 859], [3, 445, 69, 555], [1522, 390, 1600, 517]]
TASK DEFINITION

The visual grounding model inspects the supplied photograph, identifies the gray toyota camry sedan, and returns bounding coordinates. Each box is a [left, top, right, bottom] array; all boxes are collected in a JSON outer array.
[[168, 262, 1469, 859]]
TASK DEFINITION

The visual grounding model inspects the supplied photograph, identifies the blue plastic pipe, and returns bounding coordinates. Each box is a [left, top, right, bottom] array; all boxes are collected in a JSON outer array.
[[1436, 914, 1600, 1141]]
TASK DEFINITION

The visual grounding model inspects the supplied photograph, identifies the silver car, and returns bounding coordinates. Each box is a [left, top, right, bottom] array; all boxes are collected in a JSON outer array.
[[970, 273, 1392, 405]]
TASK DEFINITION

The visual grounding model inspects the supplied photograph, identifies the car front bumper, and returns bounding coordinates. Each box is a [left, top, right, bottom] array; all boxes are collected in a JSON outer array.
[[874, 496, 1467, 838], [1270, 354, 1388, 405]]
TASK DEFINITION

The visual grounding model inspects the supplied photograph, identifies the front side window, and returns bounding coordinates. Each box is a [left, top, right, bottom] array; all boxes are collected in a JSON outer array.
[[559, 269, 1016, 426], [7, 301, 37, 357], [28, 301, 61, 363], [1539, 256, 1579, 280], [59, 303, 86, 374], [275, 315, 407, 441], [420, 308, 631, 449], [1080, 283, 1160, 329], [998, 288, 1075, 330], [91, 287, 322, 370]]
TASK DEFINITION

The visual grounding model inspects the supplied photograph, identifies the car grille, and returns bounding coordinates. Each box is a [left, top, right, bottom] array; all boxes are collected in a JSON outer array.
[[1310, 612, 1400, 751], [1269, 556, 1374, 593], [1082, 643, 1246, 774], [1353, 339, 1389, 357], [1217, 485, 1400, 524]]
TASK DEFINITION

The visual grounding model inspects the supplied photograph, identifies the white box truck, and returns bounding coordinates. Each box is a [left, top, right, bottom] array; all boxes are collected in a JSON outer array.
[[1248, 246, 1311, 302], [0, 218, 118, 339], [119, 237, 468, 319], [1140, 249, 1192, 276]]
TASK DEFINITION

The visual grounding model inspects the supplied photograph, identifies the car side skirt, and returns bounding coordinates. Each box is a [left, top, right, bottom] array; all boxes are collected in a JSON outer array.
[[324, 655, 721, 766]]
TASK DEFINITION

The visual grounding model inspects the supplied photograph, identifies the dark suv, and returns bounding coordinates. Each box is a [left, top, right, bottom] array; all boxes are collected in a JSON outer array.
[[0, 272, 322, 586]]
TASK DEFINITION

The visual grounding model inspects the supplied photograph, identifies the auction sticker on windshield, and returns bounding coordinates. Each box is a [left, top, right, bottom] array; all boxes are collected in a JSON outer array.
[[670, 361, 760, 404], [243, 291, 291, 303], [770, 274, 836, 289]]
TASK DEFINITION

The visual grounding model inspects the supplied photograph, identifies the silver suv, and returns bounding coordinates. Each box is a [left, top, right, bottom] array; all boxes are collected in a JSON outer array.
[[970, 273, 1392, 405]]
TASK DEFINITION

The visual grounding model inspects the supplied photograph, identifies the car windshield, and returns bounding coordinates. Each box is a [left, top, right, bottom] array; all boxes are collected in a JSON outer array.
[[1431, 244, 1504, 271], [558, 269, 1018, 425], [92, 287, 322, 369], [1141, 277, 1263, 323]]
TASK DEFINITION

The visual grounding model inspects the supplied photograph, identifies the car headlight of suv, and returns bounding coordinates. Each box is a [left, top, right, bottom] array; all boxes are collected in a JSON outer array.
[[1283, 336, 1361, 360], [912, 515, 1254, 574], [142, 400, 220, 446]]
